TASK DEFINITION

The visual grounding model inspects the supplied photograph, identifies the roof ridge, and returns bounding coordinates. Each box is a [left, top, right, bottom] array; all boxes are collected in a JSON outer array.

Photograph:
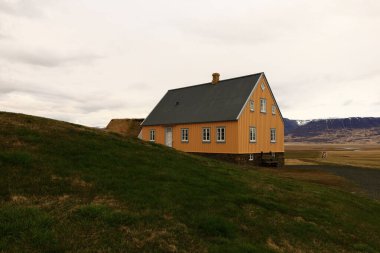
[[168, 72, 263, 91]]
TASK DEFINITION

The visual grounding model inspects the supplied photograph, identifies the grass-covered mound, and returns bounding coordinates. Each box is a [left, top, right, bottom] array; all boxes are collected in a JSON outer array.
[[1, 111, 380, 252]]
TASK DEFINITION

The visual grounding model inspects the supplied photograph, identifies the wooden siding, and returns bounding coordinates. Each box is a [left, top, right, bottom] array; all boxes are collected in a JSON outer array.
[[141, 121, 239, 153], [237, 75, 284, 153], [141, 73, 284, 154]]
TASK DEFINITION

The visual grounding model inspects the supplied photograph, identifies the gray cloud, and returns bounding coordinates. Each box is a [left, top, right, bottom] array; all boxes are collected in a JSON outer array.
[[77, 100, 127, 114], [0, 49, 103, 67], [0, 77, 146, 116], [179, 19, 275, 45], [174, 1, 319, 45], [0, 77, 73, 101], [343, 100, 353, 106], [0, 0, 45, 18], [315, 70, 380, 84], [0, 33, 8, 39], [126, 82, 150, 90]]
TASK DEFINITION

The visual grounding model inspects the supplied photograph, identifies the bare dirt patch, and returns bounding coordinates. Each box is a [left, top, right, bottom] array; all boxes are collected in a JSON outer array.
[[51, 175, 93, 189], [10, 195, 28, 202], [285, 159, 318, 166], [92, 195, 122, 209], [71, 177, 92, 188]]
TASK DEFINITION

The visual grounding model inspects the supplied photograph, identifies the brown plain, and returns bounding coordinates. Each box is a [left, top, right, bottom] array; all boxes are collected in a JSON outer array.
[[285, 143, 380, 170]]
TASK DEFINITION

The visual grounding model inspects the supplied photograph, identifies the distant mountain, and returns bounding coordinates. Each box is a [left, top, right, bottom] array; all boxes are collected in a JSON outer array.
[[283, 118, 299, 135], [285, 117, 380, 143]]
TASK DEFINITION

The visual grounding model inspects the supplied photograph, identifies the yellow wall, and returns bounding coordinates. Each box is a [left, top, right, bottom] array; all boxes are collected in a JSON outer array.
[[141, 74, 284, 154], [237, 75, 284, 153], [141, 121, 239, 153]]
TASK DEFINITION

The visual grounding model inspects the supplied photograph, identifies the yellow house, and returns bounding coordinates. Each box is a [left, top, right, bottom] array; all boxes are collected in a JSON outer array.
[[140, 72, 284, 166]]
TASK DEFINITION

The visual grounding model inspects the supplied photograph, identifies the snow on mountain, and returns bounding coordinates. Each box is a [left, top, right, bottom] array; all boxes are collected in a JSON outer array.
[[296, 120, 311, 126]]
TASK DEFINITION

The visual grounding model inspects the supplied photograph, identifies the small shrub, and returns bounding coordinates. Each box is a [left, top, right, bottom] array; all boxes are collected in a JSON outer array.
[[0, 183, 10, 201], [353, 243, 376, 253], [0, 206, 61, 252], [74, 204, 136, 227], [75, 204, 109, 220], [0, 151, 33, 168], [209, 242, 270, 253], [198, 216, 237, 238]]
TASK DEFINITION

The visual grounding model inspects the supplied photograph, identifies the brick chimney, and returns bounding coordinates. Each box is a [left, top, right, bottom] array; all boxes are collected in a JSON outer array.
[[212, 73, 220, 84]]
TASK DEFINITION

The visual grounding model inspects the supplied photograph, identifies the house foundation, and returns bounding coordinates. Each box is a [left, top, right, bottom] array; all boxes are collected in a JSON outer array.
[[192, 152, 285, 167]]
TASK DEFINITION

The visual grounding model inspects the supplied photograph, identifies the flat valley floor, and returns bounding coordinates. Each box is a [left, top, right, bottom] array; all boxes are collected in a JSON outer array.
[[263, 144, 380, 200]]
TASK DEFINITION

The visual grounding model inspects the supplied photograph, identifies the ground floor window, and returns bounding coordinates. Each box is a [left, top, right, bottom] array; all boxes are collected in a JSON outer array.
[[202, 127, 210, 142], [149, 129, 155, 142], [216, 127, 225, 142], [270, 128, 276, 143], [249, 154, 254, 161], [181, 128, 189, 142]]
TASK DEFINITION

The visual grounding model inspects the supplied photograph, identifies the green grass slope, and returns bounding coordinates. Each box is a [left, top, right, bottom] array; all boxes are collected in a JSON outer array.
[[1, 111, 380, 253]]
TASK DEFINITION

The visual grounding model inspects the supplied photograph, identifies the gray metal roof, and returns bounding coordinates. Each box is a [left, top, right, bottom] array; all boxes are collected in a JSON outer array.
[[142, 73, 262, 126]]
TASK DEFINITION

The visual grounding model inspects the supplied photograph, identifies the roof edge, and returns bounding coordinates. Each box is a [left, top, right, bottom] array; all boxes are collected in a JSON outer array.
[[235, 73, 263, 120], [168, 72, 264, 92], [261, 73, 285, 124], [141, 119, 238, 126], [140, 90, 169, 126]]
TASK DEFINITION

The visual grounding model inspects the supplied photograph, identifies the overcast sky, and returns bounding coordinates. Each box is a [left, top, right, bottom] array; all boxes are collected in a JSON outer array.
[[0, 0, 379, 126]]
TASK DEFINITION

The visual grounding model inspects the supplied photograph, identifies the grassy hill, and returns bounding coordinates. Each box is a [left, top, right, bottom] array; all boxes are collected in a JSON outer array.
[[1, 111, 380, 253]]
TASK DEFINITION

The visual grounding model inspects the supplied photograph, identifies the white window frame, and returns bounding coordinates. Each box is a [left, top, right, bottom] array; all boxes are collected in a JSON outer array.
[[202, 127, 211, 142], [249, 100, 254, 112], [270, 128, 276, 143], [181, 128, 189, 142], [249, 154, 254, 161], [249, 127, 256, 143], [260, 98, 267, 113], [216, 127, 226, 143], [272, 105, 276, 115], [149, 129, 155, 142]]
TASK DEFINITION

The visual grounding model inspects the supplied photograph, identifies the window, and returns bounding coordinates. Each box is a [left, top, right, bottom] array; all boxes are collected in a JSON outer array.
[[260, 99, 266, 113], [149, 130, 155, 142], [249, 154, 254, 161], [181, 128, 189, 142], [249, 127, 256, 143], [216, 127, 225, 142], [270, 128, 276, 143], [202, 128, 211, 142], [272, 105, 276, 115], [249, 100, 254, 112]]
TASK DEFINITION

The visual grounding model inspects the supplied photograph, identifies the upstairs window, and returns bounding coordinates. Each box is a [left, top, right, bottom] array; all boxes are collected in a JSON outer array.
[[249, 100, 254, 112], [249, 127, 256, 143], [272, 105, 276, 115], [270, 128, 276, 143], [181, 128, 189, 142], [260, 99, 267, 113], [149, 130, 155, 142], [202, 128, 210, 142], [216, 127, 225, 142]]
